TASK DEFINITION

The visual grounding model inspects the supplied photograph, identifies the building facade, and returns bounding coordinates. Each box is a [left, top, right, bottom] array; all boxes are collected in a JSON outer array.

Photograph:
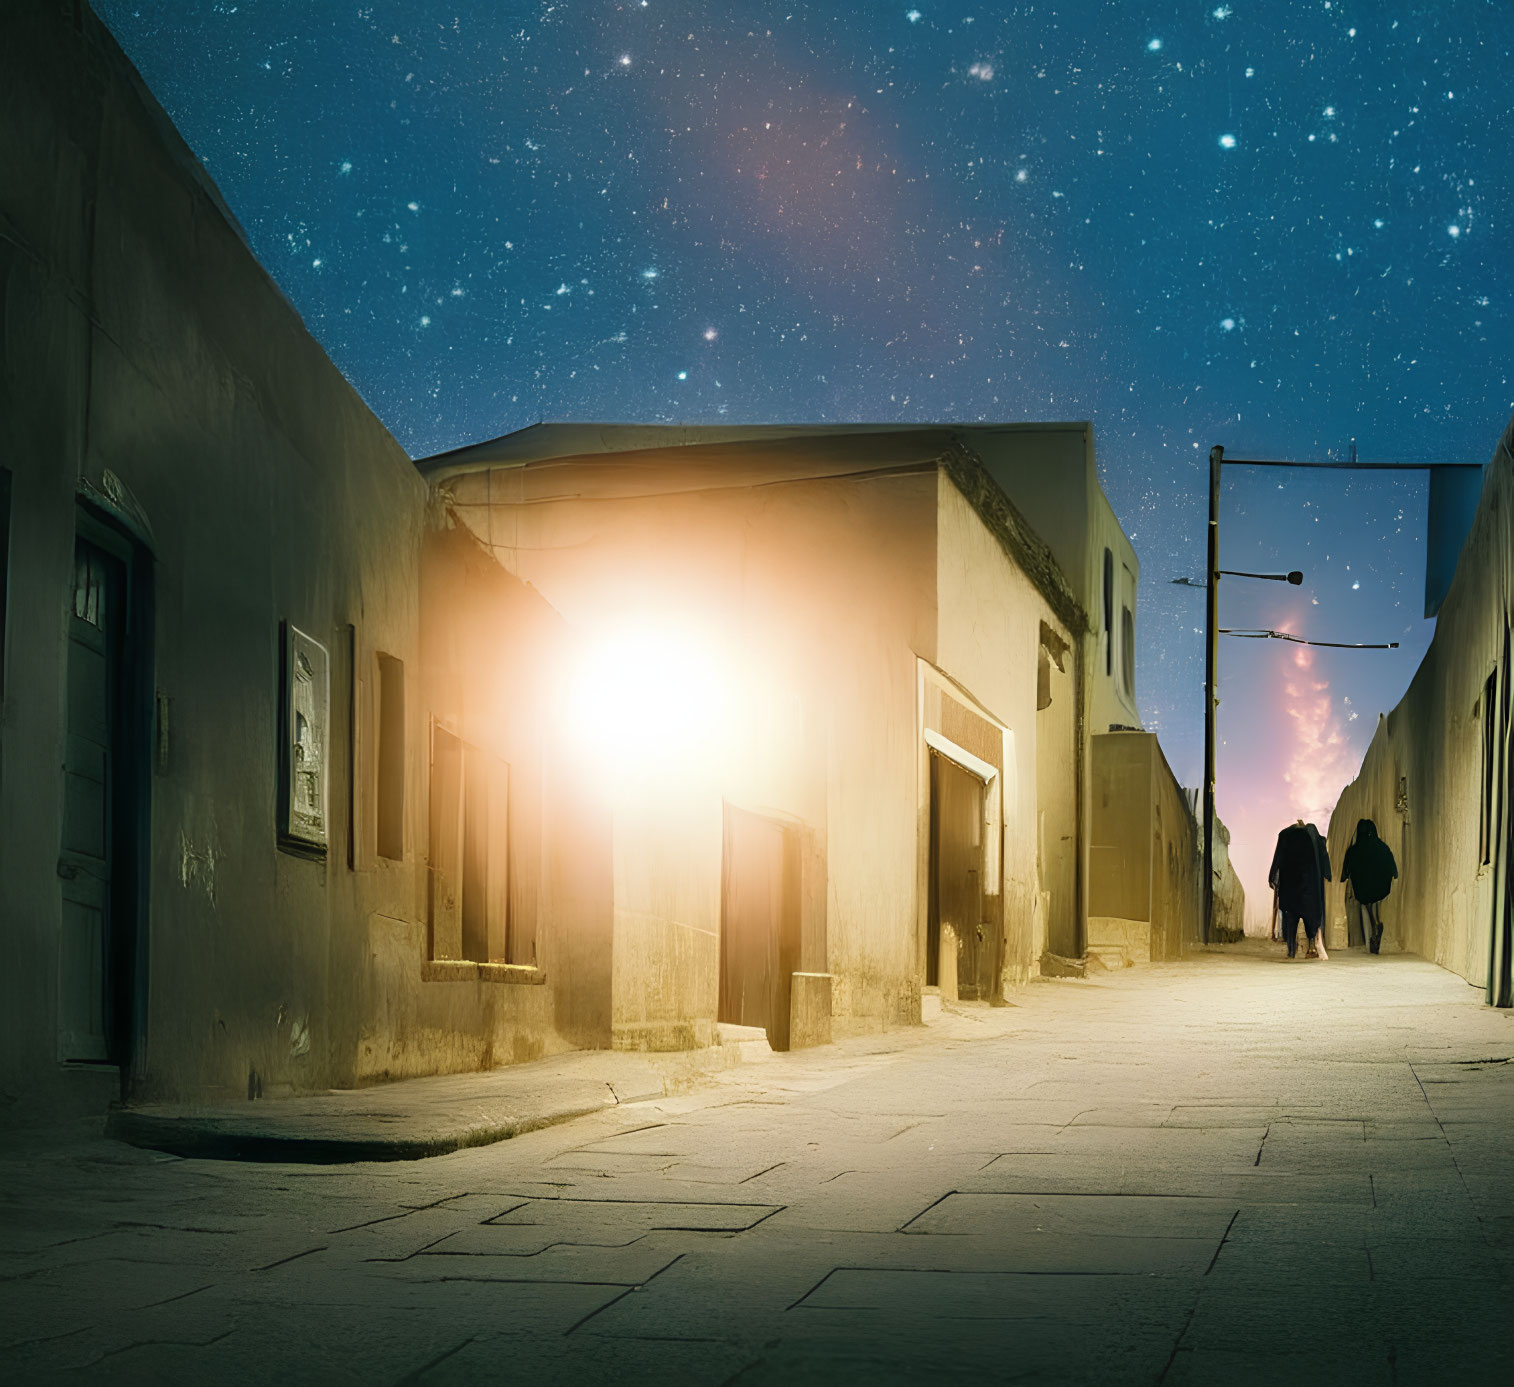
[[420, 421, 1159, 1043], [0, 5, 607, 1116], [1327, 413, 1513, 1002]]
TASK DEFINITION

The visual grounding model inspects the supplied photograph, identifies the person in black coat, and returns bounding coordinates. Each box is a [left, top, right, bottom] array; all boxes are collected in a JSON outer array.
[[1269, 820, 1332, 959], [1341, 818, 1398, 954]]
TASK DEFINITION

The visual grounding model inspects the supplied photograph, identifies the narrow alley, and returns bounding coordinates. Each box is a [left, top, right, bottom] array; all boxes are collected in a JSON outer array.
[[3, 949, 1511, 1386]]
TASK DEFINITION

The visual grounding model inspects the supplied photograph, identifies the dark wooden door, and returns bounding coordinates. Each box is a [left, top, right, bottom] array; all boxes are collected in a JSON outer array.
[[720, 806, 799, 1049], [58, 539, 123, 1062], [930, 752, 989, 999]]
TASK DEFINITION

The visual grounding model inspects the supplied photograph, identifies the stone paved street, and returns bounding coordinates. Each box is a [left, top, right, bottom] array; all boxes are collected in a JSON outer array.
[[3, 948, 1513, 1386]]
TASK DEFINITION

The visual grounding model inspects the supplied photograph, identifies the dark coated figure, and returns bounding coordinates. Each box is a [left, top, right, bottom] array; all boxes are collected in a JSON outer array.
[[1341, 818, 1399, 954], [1269, 819, 1332, 959]]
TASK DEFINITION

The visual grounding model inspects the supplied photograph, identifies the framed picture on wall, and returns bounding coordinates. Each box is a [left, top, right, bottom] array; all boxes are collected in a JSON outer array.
[[280, 622, 329, 855]]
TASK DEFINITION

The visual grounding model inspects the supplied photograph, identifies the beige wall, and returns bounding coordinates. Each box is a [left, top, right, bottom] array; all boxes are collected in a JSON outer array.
[[0, 7, 623, 1111], [0, 5, 437, 1110], [972, 425, 1142, 735], [440, 450, 1079, 1036], [933, 474, 1078, 984], [444, 458, 935, 1041], [1089, 733, 1205, 965], [1327, 416, 1513, 987]]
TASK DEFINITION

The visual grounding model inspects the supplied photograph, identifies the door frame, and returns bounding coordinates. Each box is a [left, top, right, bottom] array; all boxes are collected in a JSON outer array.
[[925, 738, 998, 998], [70, 499, 154, 1094]]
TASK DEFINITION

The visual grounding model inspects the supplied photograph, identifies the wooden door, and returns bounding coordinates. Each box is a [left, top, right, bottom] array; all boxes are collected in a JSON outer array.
[[58, 539, 122, 1062], [720, 806, 799, 1049], [930, 752, 989, 999]]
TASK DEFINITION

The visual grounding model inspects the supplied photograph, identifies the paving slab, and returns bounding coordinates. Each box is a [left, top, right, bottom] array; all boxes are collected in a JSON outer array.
[[3, 948, 1513, 1385]]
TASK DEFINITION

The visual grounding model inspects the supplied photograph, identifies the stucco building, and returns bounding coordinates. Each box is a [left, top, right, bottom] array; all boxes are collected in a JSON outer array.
[[1327, 413, 1513, 1004], [420, 422, 1120, 1044]]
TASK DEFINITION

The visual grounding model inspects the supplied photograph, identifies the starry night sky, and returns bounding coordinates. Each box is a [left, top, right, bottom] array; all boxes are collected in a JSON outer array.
[[97, 1, 1511, 920]]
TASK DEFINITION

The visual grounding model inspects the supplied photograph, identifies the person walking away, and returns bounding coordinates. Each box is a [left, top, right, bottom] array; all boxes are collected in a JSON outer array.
[[1341, 818, 1398, 954], [1268, 819, 1330, 959], [1303, 821, 1332, 960]]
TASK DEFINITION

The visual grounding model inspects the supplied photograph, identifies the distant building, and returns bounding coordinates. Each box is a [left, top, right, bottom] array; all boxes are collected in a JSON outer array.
[[1327, 413, 1513, 1003]]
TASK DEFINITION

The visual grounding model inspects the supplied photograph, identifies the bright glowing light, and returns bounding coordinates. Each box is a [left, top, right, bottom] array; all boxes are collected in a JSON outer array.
[[564, 621, 730, 774], [618, 54, 632, 66], [907, 9, 922, 22], [968, 61, 995, 81], [1147, 38, 1162, 52], [1220, 317, 1236, 331], [641, 267, 659, 280], [1219, 133, 1237, 149], [703, 327, 718, 341], [677, 369, 688, 380], [1447, 225, 1461, 238]]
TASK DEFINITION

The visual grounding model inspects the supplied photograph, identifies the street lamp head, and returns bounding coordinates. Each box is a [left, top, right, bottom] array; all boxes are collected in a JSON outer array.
[[1286, 570, 1304, 585]]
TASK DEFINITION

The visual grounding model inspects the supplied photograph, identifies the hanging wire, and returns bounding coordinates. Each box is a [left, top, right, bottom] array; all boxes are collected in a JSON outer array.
[[1219, 629, 1399, 649]]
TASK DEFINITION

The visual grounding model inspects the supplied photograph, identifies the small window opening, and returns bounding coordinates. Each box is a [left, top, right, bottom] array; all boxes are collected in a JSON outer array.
[[1102, 548, 1114, 676], [376, 653, 405, 860], [1120, 605, 1136, 698], [428, 723, 514, 965], [1480, 667, 1498, 866]]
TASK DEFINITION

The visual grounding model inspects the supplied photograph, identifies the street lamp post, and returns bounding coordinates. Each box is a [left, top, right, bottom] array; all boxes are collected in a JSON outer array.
[[1203, 447, 1221, 945], [1198, 444, 1428, 944], [1202, 446, 1309, 944]]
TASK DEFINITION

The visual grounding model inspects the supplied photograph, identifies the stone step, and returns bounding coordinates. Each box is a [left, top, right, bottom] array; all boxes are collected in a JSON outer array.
[[716, 1022, 773, 1061]]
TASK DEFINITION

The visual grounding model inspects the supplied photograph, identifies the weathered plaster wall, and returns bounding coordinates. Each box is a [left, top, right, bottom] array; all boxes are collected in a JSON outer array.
[[1327, 415, 1513, 986], [934, 474, 1078, 988], [339, 520, 612, 1085], [972, 425, 1143, 735], [1089, 733, 1206, 965], [441, 458, 946, 1039], [440, 445, 1091, 1035], [2, 6, 549, 1112]]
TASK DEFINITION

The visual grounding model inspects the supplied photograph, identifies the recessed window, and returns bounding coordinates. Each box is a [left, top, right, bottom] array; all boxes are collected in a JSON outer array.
[[428, 723, 515, 965], [376, 653, 405, 860], [1120, 605, 1136, 698], [1480, 668, 1498, 866], [1102, 548, 1114, 676]]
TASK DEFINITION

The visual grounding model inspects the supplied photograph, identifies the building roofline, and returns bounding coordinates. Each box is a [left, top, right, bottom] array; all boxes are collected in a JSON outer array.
[[416, 420, 1092, 482]]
